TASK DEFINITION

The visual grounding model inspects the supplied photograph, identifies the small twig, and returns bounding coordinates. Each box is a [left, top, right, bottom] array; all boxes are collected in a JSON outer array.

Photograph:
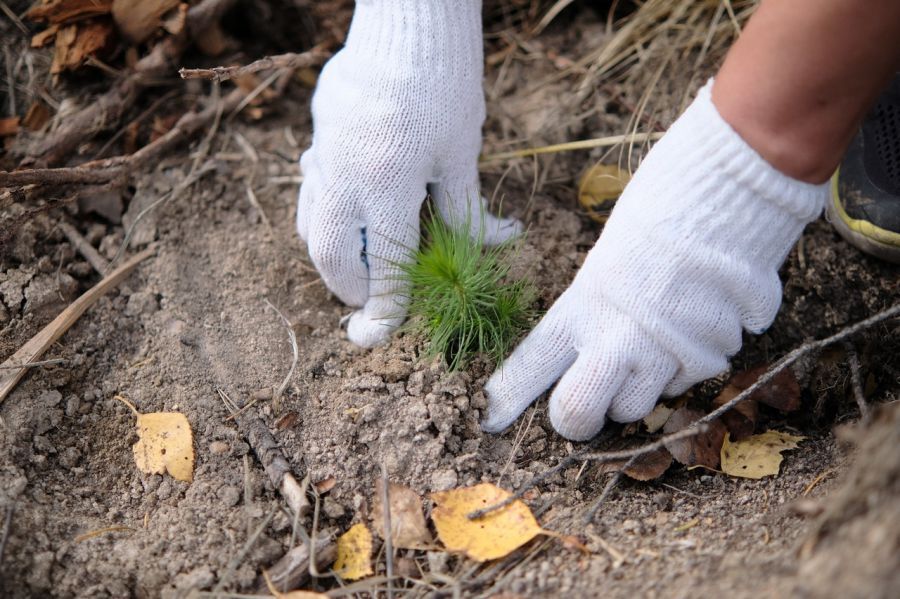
[[467, 437, 611, 519], [381, 462, 394, 599], [178, 47, 330, 82], [0, 502, 14, 565], [0, 1, 27, 34], [0, 358, 66, 370], [58, 221, 109, 274], [264, 299, 299, 411], [216, 388, 310, 519], [583, 454, 639, 524], [843, 341, 870, 421], [214, 507, 277, 592]]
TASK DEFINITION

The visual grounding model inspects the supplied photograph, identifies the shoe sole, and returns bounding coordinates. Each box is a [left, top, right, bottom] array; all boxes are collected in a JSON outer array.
[[827, 170, 900, 265]]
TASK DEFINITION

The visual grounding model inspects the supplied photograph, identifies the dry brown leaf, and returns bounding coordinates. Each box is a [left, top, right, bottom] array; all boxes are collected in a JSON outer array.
[[371, 479, 431, 549], [597, 446, 674, 481], [333, 523, 373, 581], [0, 117, 20, 138], [730, 366, 801, 412], [31, 24, 60, 48], [115, 395, 194, 482], [578, 163, 630, 224], [112, 0, 180, 43], [721, 431, 805, 479], [663, 407, 727, 469], [51, 20, 114, 74], [431, 483, 543, 562], [712, 386, 759, 441], [313, 476, 336, 494], [26, 0, 113, 24]]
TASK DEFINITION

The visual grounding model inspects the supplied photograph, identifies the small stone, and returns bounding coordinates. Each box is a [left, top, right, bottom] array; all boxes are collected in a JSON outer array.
[[65, 395, 80, 417], [427, 551, 449, 575], [209, 441, 229, 455], [174, 566, 215, 590], [124, 291, 158, 316], [217, 486, 240, 507], [59, 447, 81, 469], [323, 497, 346, 520], [430, 468, 458, 491]]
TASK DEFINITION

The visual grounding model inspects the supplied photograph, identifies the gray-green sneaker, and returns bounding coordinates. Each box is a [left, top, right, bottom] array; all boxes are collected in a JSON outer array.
[[827, 76, 900, 264]]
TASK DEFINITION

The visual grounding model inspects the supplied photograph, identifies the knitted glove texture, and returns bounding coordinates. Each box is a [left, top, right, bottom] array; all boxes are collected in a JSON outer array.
[[297, 0, 520, 347], [483, 81, 828, 440]]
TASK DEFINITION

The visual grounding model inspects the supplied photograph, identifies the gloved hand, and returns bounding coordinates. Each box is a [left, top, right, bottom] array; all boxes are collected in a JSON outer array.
[[297, 0, 520, 347], [482, 81, 828, 441]]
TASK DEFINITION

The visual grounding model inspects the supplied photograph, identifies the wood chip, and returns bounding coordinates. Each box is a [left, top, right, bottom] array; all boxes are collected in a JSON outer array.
[[26, 0, 113, 24]]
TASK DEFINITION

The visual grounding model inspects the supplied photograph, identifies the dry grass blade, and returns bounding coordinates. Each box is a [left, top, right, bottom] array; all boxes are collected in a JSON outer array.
[[0, 246, 157, 404]]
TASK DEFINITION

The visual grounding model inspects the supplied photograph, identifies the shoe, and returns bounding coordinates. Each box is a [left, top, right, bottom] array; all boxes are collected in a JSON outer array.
[[827, 76, 900, 264]]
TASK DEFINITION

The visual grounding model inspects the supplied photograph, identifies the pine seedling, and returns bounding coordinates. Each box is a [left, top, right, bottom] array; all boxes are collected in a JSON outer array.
[[398, 209, 535, 370]]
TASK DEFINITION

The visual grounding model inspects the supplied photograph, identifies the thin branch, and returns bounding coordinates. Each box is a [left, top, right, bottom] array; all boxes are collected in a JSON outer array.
[[59, 221, 109, 274], [179, 47, 330, 82], [843, 340, 870, 421], [381, 462, 394, 599]]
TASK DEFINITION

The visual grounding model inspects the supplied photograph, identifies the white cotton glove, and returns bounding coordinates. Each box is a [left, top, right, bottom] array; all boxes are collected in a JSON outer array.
[[482, 81, 828, 441], [297, 0, 521, 347]]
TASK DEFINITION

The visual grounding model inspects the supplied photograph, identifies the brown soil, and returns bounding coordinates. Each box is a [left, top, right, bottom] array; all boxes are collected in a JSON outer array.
[[2, 5, 899, 599]]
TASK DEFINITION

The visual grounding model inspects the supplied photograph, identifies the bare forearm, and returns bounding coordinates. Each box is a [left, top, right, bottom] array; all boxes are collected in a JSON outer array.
[[713, 0, 900, 183]]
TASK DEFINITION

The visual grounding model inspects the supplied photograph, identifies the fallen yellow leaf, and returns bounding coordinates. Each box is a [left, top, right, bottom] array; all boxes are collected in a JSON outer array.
[[333, 523, 373, 581], [578, 163, 630, 224], [430, 483, 542, 562], [721, 431, 805, 480], [115, 395, 194, 482]]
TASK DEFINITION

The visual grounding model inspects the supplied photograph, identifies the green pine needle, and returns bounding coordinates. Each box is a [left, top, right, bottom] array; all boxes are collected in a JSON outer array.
[[398, 210, 535, 370]]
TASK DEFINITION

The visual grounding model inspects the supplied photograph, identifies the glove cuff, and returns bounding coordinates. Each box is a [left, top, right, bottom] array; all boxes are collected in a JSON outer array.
[[681, 79, 828, 222], [346, 0, 483, 72]]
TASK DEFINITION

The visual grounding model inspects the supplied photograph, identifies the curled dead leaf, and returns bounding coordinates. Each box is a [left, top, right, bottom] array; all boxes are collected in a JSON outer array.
[[578, 163, 630, 224], [730, 366, 801, 412], [712, 386, 759, 441], [598, 446, 674, 481], [371, 479, 431, 550], [663, 407, 726, 469]]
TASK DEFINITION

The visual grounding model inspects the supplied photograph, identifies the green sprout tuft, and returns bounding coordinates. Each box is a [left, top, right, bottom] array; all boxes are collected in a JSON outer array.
[[398, 208, 535, 370]]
